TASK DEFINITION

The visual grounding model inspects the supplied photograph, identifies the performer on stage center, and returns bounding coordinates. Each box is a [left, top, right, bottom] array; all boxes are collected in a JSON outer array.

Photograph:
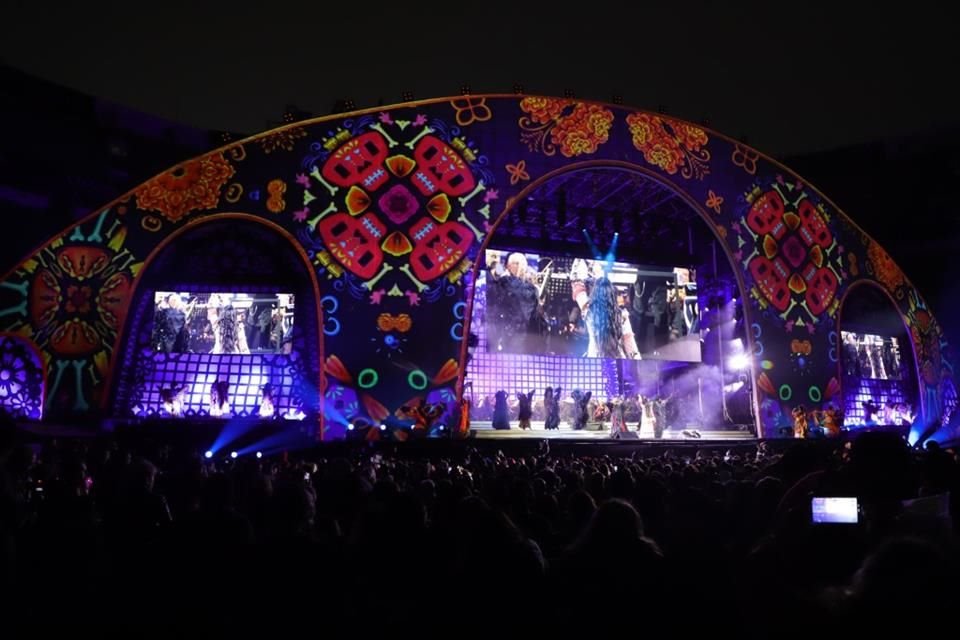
[[517, 389, 535, 430], [544, 387, 562, 430]]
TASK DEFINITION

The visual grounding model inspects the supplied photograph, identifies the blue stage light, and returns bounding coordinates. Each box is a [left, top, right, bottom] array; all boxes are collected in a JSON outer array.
[[204, 450, 213, 459], [256, 451, 263, 459], [230, 451, 238, 459]]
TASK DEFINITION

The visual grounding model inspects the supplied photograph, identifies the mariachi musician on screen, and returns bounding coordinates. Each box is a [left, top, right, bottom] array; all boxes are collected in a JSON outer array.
[[152, 293, 192, 353], [486, 252, 540, 353]]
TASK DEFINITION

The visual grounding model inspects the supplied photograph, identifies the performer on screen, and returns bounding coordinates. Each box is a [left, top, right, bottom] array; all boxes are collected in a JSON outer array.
[[152, 293, 191, 353], [208, 295, 250, 355], [571, 272, 639, 359], [486, 253, 540, 353]]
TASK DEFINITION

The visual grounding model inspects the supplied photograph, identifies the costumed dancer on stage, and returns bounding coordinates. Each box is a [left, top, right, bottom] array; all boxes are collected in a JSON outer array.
[[822, 405, 843, 436], [652, 395, 669, 439], [258, 383, 276, 419], [517, 390, 535, 430], [492, 390, 511, 430], [159, 385, 185, 417], [544, 387, 562, 430], [637, 394, 655, 437], [572, 390, 592, 430], [457, 395, 470, 436], [792, 405, 809, 438], [609, 396, 627, 436], [209, 380, 231, 417]]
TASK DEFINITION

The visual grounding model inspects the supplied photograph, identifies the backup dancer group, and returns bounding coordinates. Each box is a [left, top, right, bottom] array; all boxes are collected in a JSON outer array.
[[489, 388, 674, 438]]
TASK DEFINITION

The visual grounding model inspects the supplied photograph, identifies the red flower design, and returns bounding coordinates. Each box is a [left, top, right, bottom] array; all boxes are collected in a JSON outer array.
[[65, 285, 92, 314], [135, 153, 235, 223]]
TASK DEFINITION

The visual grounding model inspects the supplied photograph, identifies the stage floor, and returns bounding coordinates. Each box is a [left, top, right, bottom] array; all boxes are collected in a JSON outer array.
[[470, 420, 755, 440]]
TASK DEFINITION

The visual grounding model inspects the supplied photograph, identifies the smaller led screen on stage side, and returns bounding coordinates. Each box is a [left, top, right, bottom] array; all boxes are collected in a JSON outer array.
[[151, 292, 295, 355], [481, 250, 701, 362], [840, 331, 903, 381]]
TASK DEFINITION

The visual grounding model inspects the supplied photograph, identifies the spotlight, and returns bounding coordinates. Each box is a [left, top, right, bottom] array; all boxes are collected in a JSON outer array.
[[347, 422, 355, 431], [728, 354, 750, 371], [256, 451, 263, 459], [230, 451, 238, 459], [379, 424, 387, 431], [204, 450, 213, 459], [438, 424, 446, 431]]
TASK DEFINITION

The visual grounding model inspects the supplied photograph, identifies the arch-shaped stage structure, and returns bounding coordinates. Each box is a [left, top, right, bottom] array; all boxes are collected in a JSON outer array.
[[0, 95, 955, 441]]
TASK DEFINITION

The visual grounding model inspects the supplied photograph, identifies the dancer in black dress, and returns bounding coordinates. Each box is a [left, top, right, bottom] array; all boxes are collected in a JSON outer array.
[[571, 390, 592, 430], [492, 390, 511, 430], [517, 390, 535, 430], [544, 387, 562, 430]]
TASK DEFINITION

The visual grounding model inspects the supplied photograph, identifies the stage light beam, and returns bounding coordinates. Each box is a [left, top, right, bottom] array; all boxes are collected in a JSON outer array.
[[729, 354, 750, 371], [204, 450, 213, 459]]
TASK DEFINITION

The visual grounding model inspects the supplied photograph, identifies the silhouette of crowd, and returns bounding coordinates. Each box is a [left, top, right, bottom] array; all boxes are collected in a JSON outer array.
[[0, 412, 957, 635]]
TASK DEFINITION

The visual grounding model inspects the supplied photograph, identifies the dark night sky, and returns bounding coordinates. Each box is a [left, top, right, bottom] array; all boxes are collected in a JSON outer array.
[[4, 0, 959, 156]]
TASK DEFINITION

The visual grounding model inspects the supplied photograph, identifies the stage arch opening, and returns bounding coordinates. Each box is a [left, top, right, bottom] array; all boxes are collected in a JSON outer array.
[[111, 217, 322, 425], [838, 282, 919, 431], [464, 166, 756, 439]]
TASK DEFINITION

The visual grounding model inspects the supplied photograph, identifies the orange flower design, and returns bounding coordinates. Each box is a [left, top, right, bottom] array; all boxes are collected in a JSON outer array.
[[519, 99, 613, 157], [136, 153, 235, 223], [673, 122, 708, 152], [506, 160, 530, 185], [519, 97, 569, 124], [451, 98, 493, 126], [867, 241, 905, 294], [626, 113, 710, 179], [731, 143, 759, 175], [705, 190, 724, 214], [645, 140, 684, 175]]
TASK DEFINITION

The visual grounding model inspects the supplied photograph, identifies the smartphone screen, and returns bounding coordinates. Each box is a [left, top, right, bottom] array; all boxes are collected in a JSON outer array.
[[811, 497, 859, 524]]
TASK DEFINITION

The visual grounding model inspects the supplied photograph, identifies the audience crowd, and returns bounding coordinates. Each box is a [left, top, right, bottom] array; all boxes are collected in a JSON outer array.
[[1, 415, 957, 635]]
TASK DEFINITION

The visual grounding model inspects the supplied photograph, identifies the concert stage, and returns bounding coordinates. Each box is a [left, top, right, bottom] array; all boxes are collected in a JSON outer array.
[[469, 420, 754, 441]]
